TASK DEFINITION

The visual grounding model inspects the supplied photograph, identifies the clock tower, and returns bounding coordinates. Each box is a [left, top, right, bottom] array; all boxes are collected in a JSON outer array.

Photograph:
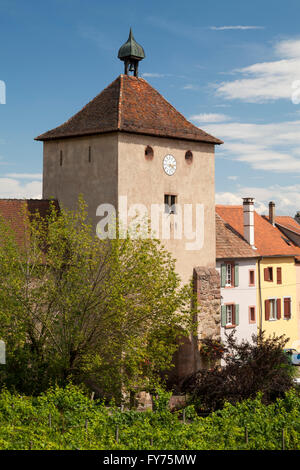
[[36, 30, 223, 377]]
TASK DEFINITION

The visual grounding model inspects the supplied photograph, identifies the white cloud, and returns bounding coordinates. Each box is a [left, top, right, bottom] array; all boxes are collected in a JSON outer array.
[[190, 113, 231, 123], [142, 73, 167, 78], [0, 178, 42, 199], [210, 26, 264, 31], [204, 119, 300, 173], [183, 84, 199, 90], [228, 175, 238, 180], [215, 38, 300, 102], [216, 184, 300, 216], [5, 173, 42, 180]]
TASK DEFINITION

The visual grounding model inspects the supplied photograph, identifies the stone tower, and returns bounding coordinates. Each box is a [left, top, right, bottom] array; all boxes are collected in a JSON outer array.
[[35, 30, 222, 376]]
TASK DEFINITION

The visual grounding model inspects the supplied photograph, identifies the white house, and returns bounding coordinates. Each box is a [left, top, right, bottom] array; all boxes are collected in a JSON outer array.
[[215, 212, 258, 345]]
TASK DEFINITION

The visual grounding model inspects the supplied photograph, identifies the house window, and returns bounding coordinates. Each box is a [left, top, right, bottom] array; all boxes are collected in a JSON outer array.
[[265, 298, 282, 321], [164, 194, 177, 214], [225, 263, 234, 287], [265, 298, 277, 320], [269, 299, 276, 320], [221, 263, 239, 288], [226, 304, 234, 326], [249, 270, 255, 286], [264, 267, 273, 282], [221, 304, 239, 327], [284, 297, 291, 319], [249, 306, 256, 323]]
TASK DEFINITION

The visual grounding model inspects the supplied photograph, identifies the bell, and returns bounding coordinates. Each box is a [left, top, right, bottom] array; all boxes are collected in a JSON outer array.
[[129, 62, 135, 72]]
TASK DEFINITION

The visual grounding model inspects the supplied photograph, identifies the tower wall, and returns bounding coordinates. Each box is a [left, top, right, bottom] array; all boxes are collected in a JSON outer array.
[[118, 132, 216, 285], [42, 133, 119, 222]]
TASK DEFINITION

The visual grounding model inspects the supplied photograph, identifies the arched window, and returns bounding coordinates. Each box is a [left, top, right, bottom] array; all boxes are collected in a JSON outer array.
[[185, 150, 193, 164]]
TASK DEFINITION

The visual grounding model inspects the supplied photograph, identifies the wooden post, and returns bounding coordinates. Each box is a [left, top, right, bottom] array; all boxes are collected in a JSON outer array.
[[116, 425, 119, 443], [183, 409, 186, 424], [49, 413, 52, 428], [85, 418, 88, 433], [282, 428, 285, 450], [90, 392, 95, 401], [245, 426, 248, 444]]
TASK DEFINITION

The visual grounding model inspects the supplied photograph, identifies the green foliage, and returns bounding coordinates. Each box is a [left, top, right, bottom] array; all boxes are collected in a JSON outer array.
[[0, 197, 193, 400], [0, 384, 299, 450]]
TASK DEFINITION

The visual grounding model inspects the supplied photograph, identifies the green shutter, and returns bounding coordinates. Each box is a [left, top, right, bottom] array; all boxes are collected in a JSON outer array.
[[234, 264, 239, 287], [221, 264, 226, 287], [221, 305, 226, 327], [235, 304, 239, 325]]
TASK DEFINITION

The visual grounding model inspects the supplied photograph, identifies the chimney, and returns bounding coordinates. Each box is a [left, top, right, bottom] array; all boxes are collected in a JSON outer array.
[[243, 197, 255, 247], [269, 201, 275, 225]]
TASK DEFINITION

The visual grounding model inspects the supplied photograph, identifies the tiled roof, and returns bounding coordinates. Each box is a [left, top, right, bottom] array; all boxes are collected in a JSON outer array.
[[35, 75, 222, 145], [0, 199, 59, 246], [216, 213, 258, 259], [216, 205, 300, 257], [275, 216, 300, 236]]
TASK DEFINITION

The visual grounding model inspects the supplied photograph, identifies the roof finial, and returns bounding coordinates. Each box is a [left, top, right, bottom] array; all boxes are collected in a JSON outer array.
[[118, 28, 145, 77]]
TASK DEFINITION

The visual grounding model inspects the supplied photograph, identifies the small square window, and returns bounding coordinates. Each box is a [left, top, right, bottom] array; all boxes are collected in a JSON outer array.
[[249, 270, 255, 286], [164, 194, 177, 214], [264, 267, 273, 282], [249, 306, 256, 323]]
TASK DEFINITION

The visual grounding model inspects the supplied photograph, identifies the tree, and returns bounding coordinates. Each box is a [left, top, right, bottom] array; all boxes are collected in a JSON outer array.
[[0, 198, 192, 400], [181, 331, 295, 413]]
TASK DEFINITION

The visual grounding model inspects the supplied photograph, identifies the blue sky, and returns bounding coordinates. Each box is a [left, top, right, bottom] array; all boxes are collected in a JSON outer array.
[[1, 0, 300, 215]]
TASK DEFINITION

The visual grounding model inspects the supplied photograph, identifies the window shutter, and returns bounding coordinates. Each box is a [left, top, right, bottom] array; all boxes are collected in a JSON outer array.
[[277, 298, 281, 319], [235, 304, 239, 325], [265, 299, 270, 320], [221, 264, 226, 288], [277, 267, 282, 284], [284, 298, 291, 319], [264, 268, 269, 281], [221, 305, 226, 327], [234, 265, 239, 287]]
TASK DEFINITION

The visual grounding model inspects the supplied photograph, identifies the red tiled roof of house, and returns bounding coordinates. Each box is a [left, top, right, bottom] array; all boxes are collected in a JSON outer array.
[[0, 199, 59, 246], [35, 75, 222, 145], [275, 216, 300, 236], [216, 213, 258, 259], [216, 205, 300, 257]]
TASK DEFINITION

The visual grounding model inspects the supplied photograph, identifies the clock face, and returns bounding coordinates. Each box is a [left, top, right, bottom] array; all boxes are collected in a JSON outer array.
[[163, 154, 177, 176]]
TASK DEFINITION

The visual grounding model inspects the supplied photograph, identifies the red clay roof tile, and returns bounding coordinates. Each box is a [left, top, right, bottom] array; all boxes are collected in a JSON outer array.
[[275, 216, 300, 236], [216, 213, 258, 259], [35, 75, 222, 145], [216, 205, 300, 257], [0, 199, 59, 246]]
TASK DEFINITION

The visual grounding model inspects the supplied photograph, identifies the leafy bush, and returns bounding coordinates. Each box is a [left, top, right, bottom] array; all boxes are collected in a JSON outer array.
[[181, 331, 295, 412], [0, 384, 299, 450]]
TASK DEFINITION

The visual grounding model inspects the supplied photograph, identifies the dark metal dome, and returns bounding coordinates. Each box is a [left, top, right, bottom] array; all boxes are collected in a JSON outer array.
[[118, 28, 145, 61]]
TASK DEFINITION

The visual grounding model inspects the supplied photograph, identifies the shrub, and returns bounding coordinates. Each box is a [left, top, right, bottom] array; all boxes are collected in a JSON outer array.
[[181, 331, 295, 412]]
